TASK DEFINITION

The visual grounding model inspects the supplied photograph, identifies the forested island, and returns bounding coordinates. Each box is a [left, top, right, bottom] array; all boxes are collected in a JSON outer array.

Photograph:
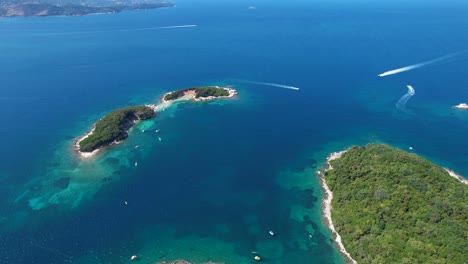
[[78, 106, 155, 154], [76, 86, 237, 157], [0, 0, 173, 17], [162, 86, 236, 102], [322, 144, 467, 264]]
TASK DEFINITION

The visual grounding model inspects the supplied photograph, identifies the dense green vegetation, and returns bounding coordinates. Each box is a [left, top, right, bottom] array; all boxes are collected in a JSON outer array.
[[79, 106, 155, 153], [163, 88, 191, 101], [325, 144, 467, 264], [163, 86, 229, 101], [194, 86, 229, 98]]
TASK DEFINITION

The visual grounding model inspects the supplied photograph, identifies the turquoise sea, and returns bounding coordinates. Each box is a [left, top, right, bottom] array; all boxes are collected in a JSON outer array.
[[1, 0, 468, 263]]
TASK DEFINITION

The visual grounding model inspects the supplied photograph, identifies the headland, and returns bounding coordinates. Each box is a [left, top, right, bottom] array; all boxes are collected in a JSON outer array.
[[320, 144, 467, 263]]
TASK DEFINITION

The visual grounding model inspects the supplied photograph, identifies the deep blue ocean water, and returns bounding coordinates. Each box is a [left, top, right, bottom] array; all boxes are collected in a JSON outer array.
[[1, 0, 468, 263]]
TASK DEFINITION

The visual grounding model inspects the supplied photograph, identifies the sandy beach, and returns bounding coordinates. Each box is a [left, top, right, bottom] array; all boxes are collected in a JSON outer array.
[[319, 150, 357, 264]]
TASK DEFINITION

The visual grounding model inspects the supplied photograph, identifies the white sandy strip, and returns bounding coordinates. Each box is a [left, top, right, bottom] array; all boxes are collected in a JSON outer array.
[[319, 150, 358, 264], [444, 168, 468, 185]]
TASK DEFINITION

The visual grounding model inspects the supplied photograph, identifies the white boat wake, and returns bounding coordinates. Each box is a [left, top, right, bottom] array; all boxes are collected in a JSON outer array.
[[378, 51, 464, 77], [157, 25, 197, 29], [35, 25, 197, 36], [240, 80, 300, 90], [396, 85, 415, 112]]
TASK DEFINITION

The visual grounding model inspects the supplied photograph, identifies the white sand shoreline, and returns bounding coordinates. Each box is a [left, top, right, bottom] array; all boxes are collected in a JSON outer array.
[[318, 150, 357, 264]]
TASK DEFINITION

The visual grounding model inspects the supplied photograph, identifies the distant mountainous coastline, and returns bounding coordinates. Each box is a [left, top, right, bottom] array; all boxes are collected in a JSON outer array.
[[0, 0, 174, 17]]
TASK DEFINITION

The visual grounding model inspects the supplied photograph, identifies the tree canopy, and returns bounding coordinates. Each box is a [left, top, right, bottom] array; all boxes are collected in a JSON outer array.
[[325, 144, 467, 264], [79, 106, 155, 153]]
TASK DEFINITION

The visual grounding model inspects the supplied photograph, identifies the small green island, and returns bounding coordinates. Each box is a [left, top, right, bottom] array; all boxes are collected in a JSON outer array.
[[76, 86, 237, 156], [78, 106, 155, 153], [162, 86, 236, 102], [322, 144, 467, 263]]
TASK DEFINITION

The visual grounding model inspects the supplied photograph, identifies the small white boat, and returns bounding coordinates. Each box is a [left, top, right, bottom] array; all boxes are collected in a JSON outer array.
[[269, 230, 275, 236], [158, 137, 162, 142], [134, 162, 138, 167], [142, 130, 145, 133], [409, 147, 413, 150], [155, 129, 160, 133], [130, 255, 138, 261], [124, 201, 128, 205], [135, 145, 139, 149]]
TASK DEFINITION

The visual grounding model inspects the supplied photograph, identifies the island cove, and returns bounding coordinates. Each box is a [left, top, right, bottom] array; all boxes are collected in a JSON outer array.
[[319, 144, 467, 264], [76, 86, 237, 157]]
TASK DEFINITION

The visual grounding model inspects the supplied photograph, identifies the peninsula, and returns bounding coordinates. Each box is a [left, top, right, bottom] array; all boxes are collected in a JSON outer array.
[[321, 144, 467, 264], [76, 86, 237, 157], [453, 103, 468, 109], [0, 0, 173, 17]]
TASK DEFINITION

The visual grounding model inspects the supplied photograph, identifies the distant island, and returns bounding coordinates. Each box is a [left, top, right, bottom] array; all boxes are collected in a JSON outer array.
[[0, 0, 173, 17], [453, 103, 468, 109], [320, 144, 467, 264], [76, 86, 237, 157]]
